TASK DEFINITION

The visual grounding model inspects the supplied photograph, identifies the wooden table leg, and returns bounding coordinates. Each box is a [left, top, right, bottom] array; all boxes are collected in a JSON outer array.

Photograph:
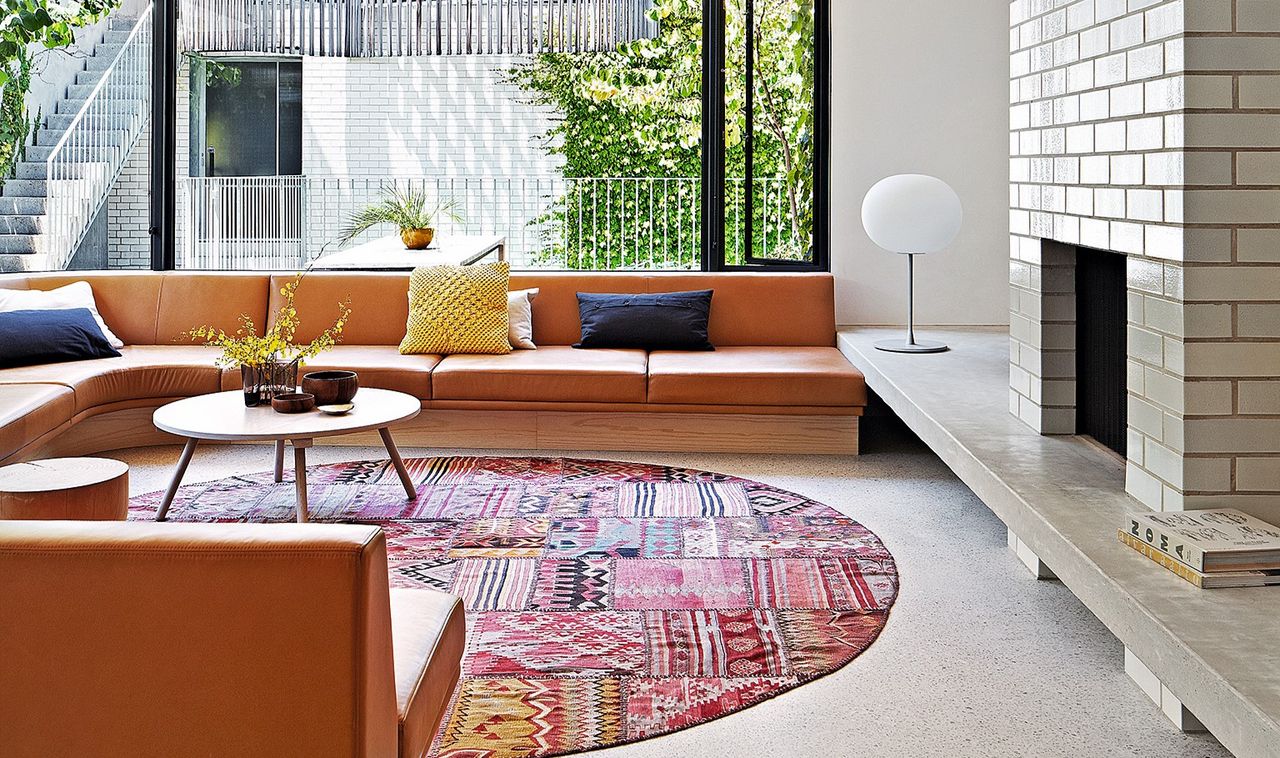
[[156, 438, 199, 522], [293, 439, 312, 523], [274, 440, 285, 483], [379, 427, 417, 500]]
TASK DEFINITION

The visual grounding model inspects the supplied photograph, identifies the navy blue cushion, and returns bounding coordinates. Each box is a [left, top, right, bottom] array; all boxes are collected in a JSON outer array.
[[0, 308, 121, 368], [575, 290, 714, 351]]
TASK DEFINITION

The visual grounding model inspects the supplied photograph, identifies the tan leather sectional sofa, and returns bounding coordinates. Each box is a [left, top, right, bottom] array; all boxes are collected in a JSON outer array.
[[0, 271, 866, 462], [0, 520, 464, 758]]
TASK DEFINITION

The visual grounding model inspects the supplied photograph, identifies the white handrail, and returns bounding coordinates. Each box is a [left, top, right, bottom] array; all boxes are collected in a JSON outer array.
[[43, 4, 153, 269]]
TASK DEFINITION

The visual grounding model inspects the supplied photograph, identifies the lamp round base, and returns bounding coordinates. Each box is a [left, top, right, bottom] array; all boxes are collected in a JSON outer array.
[[874, 339, 949, 354]]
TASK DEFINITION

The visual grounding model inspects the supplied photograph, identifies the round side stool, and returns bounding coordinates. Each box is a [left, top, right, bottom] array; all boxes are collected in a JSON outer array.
[[0, 458, 130, 521]]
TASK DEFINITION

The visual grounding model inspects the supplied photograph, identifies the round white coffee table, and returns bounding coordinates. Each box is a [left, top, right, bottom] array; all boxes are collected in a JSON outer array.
[[152, 388, 421, 523]]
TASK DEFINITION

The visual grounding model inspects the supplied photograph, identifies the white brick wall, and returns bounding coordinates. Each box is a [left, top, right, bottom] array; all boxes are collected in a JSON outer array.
[[300, 56, 561, 178], [1010, 0, 1280, 523]]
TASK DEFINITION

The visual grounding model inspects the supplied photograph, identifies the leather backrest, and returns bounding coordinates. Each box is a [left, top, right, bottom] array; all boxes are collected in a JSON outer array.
[[281, 271, 836, 347], [155, 273, 273, 345], [646, 273, 837, 347], [0, 521, 399, 758], [270, 272, 410, 346], [1, 270, 837, 347], [7, 273, 272, 346], [14, 272, 163, 345]]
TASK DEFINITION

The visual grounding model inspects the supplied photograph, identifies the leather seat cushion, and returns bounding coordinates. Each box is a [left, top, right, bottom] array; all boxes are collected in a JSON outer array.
[[647, 346, 867, 407], [389, 588, 466, 758], [0, 346, 223, 414], [220, 346, 440, 401], [0, 385, 74, 461], [431, 346, 648, 403]]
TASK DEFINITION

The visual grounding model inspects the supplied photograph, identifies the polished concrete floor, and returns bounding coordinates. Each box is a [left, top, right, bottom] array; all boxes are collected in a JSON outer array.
[[112, 424, 1232, 758]]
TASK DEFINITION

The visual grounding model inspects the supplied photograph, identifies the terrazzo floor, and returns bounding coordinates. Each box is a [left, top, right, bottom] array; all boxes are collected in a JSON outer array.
[[109, 426, 1233, 758]]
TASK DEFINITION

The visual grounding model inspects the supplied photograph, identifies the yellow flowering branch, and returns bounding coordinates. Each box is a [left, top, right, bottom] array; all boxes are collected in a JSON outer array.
[[185, 273, 352, 369]]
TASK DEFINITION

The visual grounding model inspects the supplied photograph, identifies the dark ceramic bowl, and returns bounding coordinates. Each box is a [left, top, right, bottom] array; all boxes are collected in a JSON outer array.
[[302, 370, 359, 405], [271, 393, 316, 414]]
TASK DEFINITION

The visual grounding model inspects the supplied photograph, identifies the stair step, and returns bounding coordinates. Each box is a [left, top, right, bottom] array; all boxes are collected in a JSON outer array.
[[0, 253, 54, 273], [0, 235, 42, 254], [109, 16, 141, 30], [44, 110, 143, 132], [36, 128, 130, 147], [75, 69, 105, 86], [55, 96, 144, 115], [101, 29, 132, 44], [21, 145, 101, 163], [0, 179, 47, 197], [0, 197, 46, 215], [0, 215, 44, 234], [84, 50, 125, 71], [93, 41, 125, 56], [64, 82, 143, 100], [14, 160, 109, 180]]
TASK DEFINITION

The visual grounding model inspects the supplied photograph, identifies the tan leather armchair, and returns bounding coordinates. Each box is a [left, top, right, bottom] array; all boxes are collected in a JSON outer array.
[[0, 521, 465, 758]]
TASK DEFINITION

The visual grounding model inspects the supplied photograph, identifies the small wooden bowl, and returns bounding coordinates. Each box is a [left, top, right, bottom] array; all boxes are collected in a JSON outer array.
[[271, 393, 316, 414], [302, 370, 359, 405]]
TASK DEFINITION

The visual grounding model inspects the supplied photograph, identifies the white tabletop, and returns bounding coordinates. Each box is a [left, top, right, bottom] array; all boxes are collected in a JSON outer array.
[[311, 234, 505, 270], [153, 388, 421, 442]]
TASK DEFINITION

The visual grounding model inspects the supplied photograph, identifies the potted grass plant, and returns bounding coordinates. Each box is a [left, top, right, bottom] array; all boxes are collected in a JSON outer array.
[[337, 184, 463, 250], [186, 274, 353, 407]]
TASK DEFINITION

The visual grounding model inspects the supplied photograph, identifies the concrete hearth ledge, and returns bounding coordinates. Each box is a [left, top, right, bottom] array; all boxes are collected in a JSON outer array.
[[838, 326, 1280, 758]]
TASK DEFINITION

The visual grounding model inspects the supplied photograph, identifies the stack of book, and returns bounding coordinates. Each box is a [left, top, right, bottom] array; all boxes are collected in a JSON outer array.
[[1119, 508, 1280, 588]]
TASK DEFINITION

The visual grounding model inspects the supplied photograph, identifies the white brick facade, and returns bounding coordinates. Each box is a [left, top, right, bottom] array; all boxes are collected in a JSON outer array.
[[300, 56, 561, 178], [1010, 0, 1280, 522]]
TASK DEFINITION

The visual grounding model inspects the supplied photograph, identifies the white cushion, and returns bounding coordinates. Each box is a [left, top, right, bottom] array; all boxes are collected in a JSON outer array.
[[507, 288, 538, 350], [0, 281, 124, 348]]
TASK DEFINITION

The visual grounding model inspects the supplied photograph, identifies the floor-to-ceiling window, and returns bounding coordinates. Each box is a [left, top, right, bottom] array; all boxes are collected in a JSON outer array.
[[154, 0, 827, 272]]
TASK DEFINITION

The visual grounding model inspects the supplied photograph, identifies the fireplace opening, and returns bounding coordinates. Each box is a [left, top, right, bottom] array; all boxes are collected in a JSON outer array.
[[1075, 246, 1127, 457]]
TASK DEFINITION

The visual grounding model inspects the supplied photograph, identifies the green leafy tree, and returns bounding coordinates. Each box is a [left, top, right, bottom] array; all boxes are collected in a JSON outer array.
[[1, 0, 121, 179], [509, 0, 815, 267]]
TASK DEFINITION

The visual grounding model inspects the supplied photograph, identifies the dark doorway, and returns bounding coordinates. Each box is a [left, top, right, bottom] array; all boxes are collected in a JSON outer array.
[[1075, 246, 1128, 456]]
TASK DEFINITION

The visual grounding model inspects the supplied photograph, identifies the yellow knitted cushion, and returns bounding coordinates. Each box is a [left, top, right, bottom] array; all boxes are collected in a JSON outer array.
[[399, 262, 512, 355]]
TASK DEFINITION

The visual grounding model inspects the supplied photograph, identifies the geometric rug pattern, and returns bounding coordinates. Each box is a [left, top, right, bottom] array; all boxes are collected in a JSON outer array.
[[129, 456, 898, 757]]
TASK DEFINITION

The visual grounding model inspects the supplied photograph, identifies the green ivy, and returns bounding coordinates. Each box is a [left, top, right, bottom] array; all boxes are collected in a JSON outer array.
[[1, 0, 121, 182], [0, 48, 33, 180], [509, 0, 816, 268]]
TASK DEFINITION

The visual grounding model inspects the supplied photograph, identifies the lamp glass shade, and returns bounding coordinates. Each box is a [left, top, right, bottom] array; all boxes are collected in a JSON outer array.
[[861, 174, 963, 254]]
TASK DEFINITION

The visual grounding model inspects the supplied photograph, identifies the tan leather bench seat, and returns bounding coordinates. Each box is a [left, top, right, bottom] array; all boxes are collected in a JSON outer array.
[[432, 346, 648, 403], [0, 385, 74, 461], [647, 346, 868, 407], [0, 346, 223, 415], [220, 346, 441, 401], [390, 588, 466, 758]]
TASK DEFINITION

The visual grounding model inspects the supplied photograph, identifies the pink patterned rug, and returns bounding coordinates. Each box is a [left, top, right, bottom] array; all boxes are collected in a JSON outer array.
[[130, 456, 898, 757]]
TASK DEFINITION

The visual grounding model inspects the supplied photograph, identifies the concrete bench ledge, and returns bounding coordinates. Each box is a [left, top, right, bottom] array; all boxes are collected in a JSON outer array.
[[839, 326, 1280, 758]]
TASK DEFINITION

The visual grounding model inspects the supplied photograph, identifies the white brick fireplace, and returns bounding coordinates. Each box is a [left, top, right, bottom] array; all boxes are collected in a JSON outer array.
[[1009, 0, 1280, 522]]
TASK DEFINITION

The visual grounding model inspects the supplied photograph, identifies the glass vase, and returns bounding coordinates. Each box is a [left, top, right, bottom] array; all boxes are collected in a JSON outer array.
[[241, 359, 299, 407]]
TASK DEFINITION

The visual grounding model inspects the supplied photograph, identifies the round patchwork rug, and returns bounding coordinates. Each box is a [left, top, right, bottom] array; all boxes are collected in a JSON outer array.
[[130, 456, 899, 757]]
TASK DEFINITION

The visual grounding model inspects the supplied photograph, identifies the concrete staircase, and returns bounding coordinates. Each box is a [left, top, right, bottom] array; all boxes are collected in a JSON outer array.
[[0, 14, 145, 272]]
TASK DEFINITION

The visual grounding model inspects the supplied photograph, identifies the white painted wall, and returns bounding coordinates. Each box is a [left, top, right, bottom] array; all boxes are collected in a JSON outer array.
[[830, 0, 1009, 326]]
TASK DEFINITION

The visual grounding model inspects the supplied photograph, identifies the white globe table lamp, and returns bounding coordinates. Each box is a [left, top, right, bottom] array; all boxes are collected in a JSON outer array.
[[861, 174, 963, 354]]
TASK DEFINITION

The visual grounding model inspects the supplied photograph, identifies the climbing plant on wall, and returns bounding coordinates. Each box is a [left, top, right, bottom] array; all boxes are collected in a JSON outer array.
[[509, 0, 816, 267], [1, 0, 121, 180]]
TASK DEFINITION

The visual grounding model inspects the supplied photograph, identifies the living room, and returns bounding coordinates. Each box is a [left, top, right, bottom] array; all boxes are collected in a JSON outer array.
[[1, 1, 1276, 757]]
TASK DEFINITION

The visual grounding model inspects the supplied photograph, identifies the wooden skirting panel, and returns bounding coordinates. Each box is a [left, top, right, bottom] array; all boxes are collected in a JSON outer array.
[[18, 406, 858, 461]]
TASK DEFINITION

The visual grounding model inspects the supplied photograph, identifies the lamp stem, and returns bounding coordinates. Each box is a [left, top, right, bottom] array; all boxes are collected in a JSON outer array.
[[906, 253, 916, 346]]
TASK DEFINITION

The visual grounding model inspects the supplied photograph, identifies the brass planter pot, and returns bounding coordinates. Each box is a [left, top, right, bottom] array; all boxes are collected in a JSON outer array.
[[401, 227, 434, 250]]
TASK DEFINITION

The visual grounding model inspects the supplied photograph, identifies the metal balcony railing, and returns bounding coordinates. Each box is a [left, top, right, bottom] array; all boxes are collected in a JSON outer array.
[[181, 0, 658, 57], [175, 174, 799, 270]]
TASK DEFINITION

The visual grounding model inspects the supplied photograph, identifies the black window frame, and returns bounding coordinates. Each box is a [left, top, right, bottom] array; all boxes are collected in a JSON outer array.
[[152, 0, 830, 272]]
